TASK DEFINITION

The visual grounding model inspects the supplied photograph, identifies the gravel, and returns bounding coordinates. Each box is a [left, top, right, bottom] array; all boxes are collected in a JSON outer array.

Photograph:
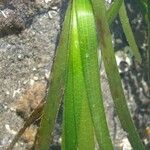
[[0, 0, 66, 149]]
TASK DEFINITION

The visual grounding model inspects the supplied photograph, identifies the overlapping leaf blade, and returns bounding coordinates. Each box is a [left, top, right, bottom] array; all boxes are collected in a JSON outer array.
[[91, 0, 145, 149], [37, 2, 72, 149], [62, 1, 94, 149], [74, 0, 113, 149], [63, 0, 113, 149], [38, 0, 146, 149], [119, 1, 142, 63], [107, 0, 123, 25], [147, 0, 150, 86]]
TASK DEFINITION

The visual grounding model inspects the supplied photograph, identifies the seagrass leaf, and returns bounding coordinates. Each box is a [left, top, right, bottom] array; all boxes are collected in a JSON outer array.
[[136, 0, 148, 21], [107, 0, 123, 25], [91, 0, 145, 149], [74, 0, 113, 149], [147, 0, 150, 86], [62, 1, 94, 149], [119, 1, 142, 63], [37, 2, 72, 149]]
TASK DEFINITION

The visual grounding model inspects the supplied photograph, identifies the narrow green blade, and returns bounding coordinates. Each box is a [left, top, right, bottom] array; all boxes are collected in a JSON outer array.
[[62, 1, 94, 149], [74, 0, 113, 149], [137, 0, 148, 22], [147, 0, 150, 87], [62, 3, 77, 149], [91, 0, 145, 149], [119, 1, 142, 63], [107, 0, 123, 25], [37, 2, 72, 149]]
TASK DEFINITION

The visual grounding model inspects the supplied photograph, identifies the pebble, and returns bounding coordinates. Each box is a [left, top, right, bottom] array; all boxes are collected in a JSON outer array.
[[51, 6, 58, 10], [45, 0, 52, 3], [48, 11, 53, 19], [33, 76, 38, 81], [30, 79, 35, 85], [17, 54, 24, 61], [120, 138, 132, 150], [5, 124, 17, 135], [13, 89, 21, 98]]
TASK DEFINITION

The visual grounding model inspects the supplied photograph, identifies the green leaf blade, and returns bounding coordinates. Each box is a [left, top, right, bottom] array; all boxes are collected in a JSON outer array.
[[119, 1, 142, 63], [75, 0, 113, 149], [62, 1, 95, 149], [147, 0, 150, 87], [91, 0, 145, 149], [107, 0, 123, 25], [38, 2, 72, 149]]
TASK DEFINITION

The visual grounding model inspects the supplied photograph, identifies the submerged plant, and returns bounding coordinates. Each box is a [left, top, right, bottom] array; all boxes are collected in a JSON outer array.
[[8, 0, 149, 149]]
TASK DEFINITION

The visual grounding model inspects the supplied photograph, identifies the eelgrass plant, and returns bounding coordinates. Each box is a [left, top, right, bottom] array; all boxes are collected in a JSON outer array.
[[8, 0, 148, 149], [38, 0, 146, 149]]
